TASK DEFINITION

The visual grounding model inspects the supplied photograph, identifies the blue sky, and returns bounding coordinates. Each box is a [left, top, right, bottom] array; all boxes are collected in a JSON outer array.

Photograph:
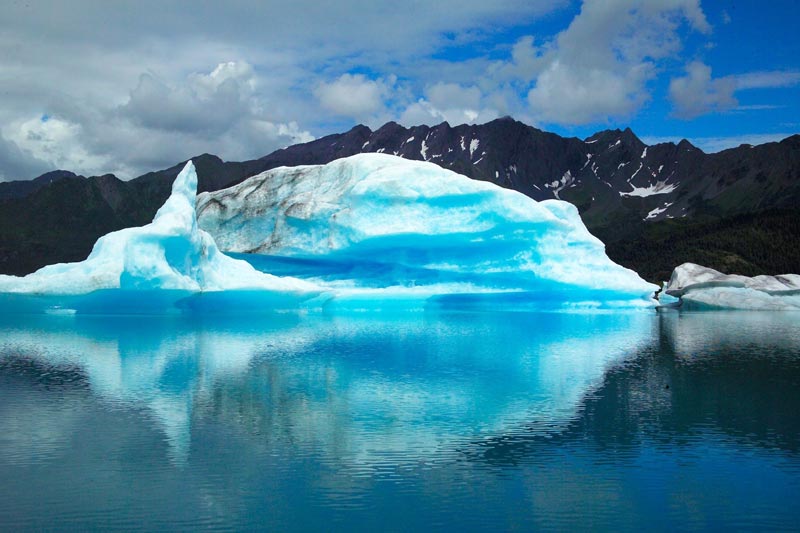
[[0, 0, 798, 179]]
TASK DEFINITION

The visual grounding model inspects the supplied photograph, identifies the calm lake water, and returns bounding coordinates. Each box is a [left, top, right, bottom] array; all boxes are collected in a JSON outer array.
[[1, 309, 799, 531]]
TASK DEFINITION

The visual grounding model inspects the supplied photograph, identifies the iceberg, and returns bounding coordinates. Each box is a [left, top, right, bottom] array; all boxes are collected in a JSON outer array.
[[0, 154, 656, 313], [197, 153, 657, 309], [664, 262, 800, 310], [0, 161, 318, 311]]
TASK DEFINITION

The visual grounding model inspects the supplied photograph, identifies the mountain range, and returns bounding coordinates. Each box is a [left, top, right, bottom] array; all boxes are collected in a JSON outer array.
[[1, 117, 798, 282]]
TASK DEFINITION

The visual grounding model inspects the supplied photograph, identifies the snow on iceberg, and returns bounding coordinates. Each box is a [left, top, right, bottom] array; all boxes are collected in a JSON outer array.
[[0, 161, 318, 310], [664, 262, 800, 310], [197, 153, 657, 308]]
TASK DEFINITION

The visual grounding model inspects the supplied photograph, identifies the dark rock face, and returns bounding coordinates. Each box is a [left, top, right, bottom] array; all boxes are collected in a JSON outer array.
[[0, 170, 78, 201], [1, 118, 798, 280]]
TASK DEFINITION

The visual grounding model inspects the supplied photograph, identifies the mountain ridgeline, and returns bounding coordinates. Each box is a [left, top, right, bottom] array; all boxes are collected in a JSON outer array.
[[1, 117, 798, 282]]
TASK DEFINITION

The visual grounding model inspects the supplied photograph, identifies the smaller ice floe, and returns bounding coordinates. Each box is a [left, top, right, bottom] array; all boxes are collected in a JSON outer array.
[[664, 263, 800, 310], [0, 161, 318, 312]]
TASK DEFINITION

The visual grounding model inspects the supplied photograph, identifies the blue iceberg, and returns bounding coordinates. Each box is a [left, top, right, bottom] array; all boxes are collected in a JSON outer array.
[[0, 154, 657, 313], [198, 154, 657, 310]]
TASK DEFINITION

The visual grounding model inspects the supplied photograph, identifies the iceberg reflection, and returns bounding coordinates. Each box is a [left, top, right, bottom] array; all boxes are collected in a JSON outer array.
[[660, 310, 800, 359], [0, 311, 655, 465]]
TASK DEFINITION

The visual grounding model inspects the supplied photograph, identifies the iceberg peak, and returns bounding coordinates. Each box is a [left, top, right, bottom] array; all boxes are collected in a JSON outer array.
[[0, 161, 317, 299], [154, 159, 199, 222]]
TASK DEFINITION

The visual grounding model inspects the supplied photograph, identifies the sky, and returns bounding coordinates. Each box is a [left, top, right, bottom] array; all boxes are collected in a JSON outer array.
[[1, 0, 798, 180]]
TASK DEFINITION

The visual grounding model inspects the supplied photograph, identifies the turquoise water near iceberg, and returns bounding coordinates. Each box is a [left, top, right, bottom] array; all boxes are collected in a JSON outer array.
[[1, 310, 799, 531]]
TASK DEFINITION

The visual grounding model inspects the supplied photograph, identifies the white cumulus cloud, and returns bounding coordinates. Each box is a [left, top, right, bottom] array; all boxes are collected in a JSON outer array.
[[669, 62, 800, 118], [521, 0, 710, 125], [668, 61, 737, 118], [399, 83, 498, 126], [314, 74, 393, 119], [3, 61, 313, 178], [0, 0, 566, 178]]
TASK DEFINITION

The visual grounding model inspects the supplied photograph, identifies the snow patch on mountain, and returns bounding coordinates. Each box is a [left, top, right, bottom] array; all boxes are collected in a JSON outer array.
[[620, 180, 678, 197], [645, 203, 672, 220], [469, 139, 480, 158], [630, 162, 644, 181], [544, 169, 575, 199]]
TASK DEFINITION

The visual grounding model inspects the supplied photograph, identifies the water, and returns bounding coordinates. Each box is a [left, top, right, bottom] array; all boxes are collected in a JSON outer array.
[[0, 309, 799, 531]]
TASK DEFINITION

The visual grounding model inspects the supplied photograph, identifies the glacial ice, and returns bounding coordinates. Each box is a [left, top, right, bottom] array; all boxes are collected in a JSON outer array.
[[197, 153, 657, 309], [664, 262, 800, 310], [0, 154, 658, 313], [0, 161, 318, 310]]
